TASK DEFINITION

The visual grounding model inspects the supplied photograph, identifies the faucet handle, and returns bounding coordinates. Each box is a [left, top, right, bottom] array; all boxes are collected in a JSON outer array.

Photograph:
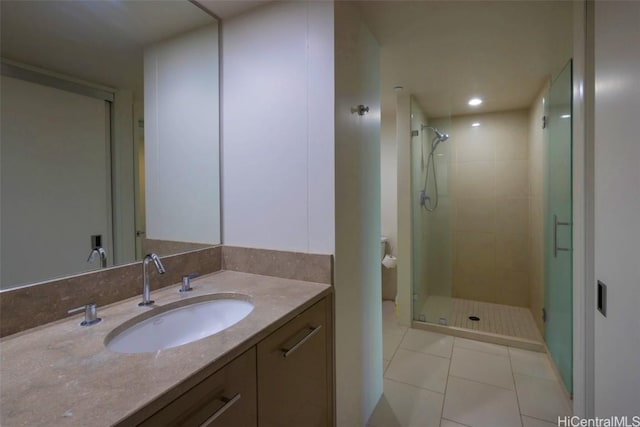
[[68, 303, 102, 326], [179, 273, 199, 293]]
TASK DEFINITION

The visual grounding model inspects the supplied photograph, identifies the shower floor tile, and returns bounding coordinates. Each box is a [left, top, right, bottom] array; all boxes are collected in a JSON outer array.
[[419, 297, 543, 343]]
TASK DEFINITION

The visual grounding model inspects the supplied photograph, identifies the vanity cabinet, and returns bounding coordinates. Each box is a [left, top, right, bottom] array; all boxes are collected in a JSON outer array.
[[257, 297, 333, 427], [124, 296, 333, 427], [138, 347, 257, 427]]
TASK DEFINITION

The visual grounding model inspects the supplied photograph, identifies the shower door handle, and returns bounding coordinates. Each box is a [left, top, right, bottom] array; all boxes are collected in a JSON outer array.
[[553, 214, 572, 257]]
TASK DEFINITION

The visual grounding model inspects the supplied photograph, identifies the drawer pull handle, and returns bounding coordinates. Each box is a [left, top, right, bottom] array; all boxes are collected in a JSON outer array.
[[200, 393, 241, 427], [281, 325, 322, 358]]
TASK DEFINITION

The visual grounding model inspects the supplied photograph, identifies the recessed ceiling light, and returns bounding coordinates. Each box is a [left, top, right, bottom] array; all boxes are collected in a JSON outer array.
[[393, 86, 404, 92], [561, 114, 571, 118], [468, 98, 483, 106], [472, 122, 481, 127]]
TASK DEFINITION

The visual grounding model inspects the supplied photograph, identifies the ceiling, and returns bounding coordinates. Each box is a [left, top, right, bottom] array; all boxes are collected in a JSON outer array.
[[357, 1, 573, 118], [1, 0, 572, 119], [198, 0, 572, 118], [198, 0, 270, 20], [0, 1, 215, 92]]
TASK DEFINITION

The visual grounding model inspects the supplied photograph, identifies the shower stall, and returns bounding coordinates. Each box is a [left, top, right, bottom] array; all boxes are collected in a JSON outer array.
[[409, 60, 573, 385], [410, 95, 546, 347]]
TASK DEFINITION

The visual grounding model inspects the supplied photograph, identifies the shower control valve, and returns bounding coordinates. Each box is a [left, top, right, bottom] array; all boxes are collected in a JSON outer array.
[[419, 190, 430, 206], [351, 105, 370, 116]]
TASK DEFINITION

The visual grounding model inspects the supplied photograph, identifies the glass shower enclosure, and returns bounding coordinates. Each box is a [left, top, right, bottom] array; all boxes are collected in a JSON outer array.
[[410, 98, 454, 324]]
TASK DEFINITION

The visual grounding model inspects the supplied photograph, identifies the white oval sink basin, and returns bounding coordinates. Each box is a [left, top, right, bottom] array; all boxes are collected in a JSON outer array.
[[105, 295, 254, 354]]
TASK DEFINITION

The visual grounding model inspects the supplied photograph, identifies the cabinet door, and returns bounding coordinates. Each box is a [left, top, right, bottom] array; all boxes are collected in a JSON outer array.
[[140, 347, 257, 427], [257, 298, 332, 427]]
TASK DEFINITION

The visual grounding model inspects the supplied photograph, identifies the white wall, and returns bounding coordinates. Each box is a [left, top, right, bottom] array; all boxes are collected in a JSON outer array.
[[222, 4, 384, 425], [593, 0, 640, 416], [1, 76, 110, 287], [144, 23, 220, 245], [221, 1, 334, 254], [334, 3, 382, 425]]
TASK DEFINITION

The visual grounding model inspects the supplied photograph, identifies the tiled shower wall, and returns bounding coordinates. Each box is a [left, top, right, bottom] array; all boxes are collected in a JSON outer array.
[[448, 110, 531, 307]]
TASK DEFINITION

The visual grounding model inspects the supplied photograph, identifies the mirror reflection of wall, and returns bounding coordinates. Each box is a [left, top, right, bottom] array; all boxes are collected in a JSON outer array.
[[143, 24, 220, 250], [0, 1, 220, 290]]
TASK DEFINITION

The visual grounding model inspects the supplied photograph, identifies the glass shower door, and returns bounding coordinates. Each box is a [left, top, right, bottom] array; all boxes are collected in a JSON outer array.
[[410, 97, 454, 324], [544, 60, 573, 394]]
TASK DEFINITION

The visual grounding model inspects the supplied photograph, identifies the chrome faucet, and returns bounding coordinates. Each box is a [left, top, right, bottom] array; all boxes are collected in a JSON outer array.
[[139, 253, 166, 306], [87, 247, 107, 268]]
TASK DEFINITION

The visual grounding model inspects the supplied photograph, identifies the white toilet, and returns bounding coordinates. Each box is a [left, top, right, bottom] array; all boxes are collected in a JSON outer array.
[[380, 236, 397, 270]]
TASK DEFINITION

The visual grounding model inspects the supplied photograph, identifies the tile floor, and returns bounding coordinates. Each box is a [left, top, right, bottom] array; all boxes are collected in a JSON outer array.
[[369, 302, 572, 427], [418, 296, 542, 342]]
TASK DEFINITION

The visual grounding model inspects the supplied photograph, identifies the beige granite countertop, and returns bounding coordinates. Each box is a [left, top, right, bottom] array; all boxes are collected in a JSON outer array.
[[0, 270, 331, 426]]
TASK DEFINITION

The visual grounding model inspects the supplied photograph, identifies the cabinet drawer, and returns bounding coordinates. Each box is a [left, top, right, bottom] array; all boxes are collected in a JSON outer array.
[[257, 298, 331, 427], [140, 347, 257, 427]]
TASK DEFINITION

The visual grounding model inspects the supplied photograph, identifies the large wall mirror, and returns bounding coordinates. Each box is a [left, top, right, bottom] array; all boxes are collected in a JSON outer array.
[[0, 1, 221, 290]]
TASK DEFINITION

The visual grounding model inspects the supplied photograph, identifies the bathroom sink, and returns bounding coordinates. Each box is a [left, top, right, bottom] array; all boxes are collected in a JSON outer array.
[[105, 294, 254, 353]]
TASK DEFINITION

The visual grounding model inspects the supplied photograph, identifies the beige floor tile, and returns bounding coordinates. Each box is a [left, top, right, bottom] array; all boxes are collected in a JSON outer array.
[[383, 300, 397, 322], [440, 418, 469, 427], [509, 348, 556, 380], [454, 337, 509, 357], [367, 379, 444, 427], [400, 329, 454, 359], [384, 332, 404, 360], [384, 321, 409, 337], [449, 347, 515, 390], [383, 301, 409, 336], [514, 373, 572, 422], [521, 415, 557, 427], [384, 359, 391, 373], [443, 376, 521, 427], [385, 349, 450, 393]]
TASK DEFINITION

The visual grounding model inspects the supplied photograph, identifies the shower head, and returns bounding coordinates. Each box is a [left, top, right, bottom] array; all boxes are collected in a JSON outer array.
[[433, 129, 449, 143], [421, 125, 449, 143]]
